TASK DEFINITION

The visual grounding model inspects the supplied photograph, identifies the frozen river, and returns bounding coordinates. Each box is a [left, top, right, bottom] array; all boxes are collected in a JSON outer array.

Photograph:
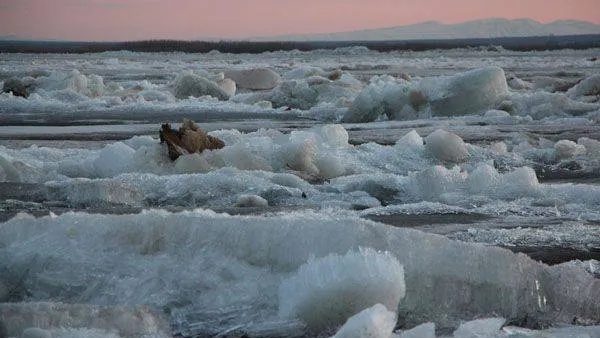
[[0, 47, 599, 337]]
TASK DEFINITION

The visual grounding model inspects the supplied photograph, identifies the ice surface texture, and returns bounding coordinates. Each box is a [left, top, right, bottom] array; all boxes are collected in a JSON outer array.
[[20, 327, 52, 338], [424, 129, 468, 162], [279, 248, 404, 331], [0, 302, 168, 337], [426, 67, 509, 117], [452, 318, 506, 338], [3, 123, 600, 224], [1, 210, 598, 334], [1, 48, 599, 125], [394, 322, 436, 338], [224, 68, 281, 90], [567, 73, 600, 98], [394, 319, 600, 338], [342, 75, 413, 123], [172, 72, 231, 100], [341, 66, 550, 123], [331, 303, 397, 338]]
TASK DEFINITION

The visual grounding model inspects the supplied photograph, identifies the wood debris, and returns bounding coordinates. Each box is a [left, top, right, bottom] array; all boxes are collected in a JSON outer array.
[[160, 119, 225, 161]]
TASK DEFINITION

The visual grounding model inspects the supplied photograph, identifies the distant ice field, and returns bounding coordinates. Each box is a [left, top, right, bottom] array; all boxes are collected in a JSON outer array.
[[1, 47, 599, 337]]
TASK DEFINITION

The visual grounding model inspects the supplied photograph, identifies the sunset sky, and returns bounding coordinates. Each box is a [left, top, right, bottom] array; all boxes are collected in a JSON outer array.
[[1, 0, 599, 41]]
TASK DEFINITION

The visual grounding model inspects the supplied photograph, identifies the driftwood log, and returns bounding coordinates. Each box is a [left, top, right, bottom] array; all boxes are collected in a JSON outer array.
[[159, 119, 225, 161]]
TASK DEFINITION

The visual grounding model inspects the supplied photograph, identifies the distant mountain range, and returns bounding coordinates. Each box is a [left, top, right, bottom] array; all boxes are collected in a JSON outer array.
[[0, 35, 22, 41], [0, 35, 67, 42], [251, 18, 600, 41], [2, 18, 600, 43]]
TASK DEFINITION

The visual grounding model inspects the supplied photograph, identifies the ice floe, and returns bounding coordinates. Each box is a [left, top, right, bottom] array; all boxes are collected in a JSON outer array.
[[0, 210, 599, 335], [1, 47, 599, 338]]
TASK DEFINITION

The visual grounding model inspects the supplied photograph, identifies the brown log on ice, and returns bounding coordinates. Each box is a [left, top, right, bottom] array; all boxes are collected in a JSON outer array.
[[159, 119, 225, 161]]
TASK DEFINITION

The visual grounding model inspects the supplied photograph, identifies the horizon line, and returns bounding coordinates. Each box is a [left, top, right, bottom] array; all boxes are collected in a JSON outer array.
[[3, 17, 600, 43]]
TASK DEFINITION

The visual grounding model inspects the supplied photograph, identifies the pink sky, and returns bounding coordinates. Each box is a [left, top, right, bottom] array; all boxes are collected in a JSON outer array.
[[1, 0, 599, 41]]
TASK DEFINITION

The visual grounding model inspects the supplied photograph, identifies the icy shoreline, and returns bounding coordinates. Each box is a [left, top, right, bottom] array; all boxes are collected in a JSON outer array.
[[1, 47, 600, 337]]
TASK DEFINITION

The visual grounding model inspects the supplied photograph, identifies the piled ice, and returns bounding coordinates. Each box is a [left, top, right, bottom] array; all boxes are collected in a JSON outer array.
[[554, 139, 586, 160], [271, 79, 322, 109], [46, 177, 145, 206], [2, 44, 600, 338], [567, 73, 600, 98], [532, 75, 581, 93], [0, 302, 168, 338], [394, 319, 600, 338], [235, 194, 269, 207], [395, 130, 424, 149], [45, 328, 123, 338], [35, 70, 105, 98], [1, 210, 599, 334], [171, 71, 231, 100], [0, 124, 355, 183], [501, 325, 600, 337], [503, 91, 599, 119], [578, 136, 600, 156], [342, 76, 415, 123], [331, 164, 542, 207], [217, 77, 237, 97], [21, 328, 52, 338], [424, 129, 469, 163], [451, 318, 506, 338], [449, 220, 600, 256], [224, 68, 281, 90], [1, 53, 598, 124], [507, 76, 533, 91], [2, 77, 35, 97], [174, 153, 212, 173], [2, 123, 600, 220], [268, 68, 361, 110], [0, 155, 21, 181], [394, 323, 436, 338], [0, 70, 211, 115], [331, 304, 397, 338], [278, 248, 404, 331], [93, 142, 137, 178], [341, 67, 515, 122], [425, 67, 509, 117]]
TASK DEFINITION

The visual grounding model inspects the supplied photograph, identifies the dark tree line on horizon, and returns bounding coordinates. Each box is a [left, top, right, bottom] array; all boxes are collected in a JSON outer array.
[[1, 34, 599, 54]]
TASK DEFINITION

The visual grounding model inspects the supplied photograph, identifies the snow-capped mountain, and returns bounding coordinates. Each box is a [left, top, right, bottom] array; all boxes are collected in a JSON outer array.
[[252, 18, 600, 41]]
